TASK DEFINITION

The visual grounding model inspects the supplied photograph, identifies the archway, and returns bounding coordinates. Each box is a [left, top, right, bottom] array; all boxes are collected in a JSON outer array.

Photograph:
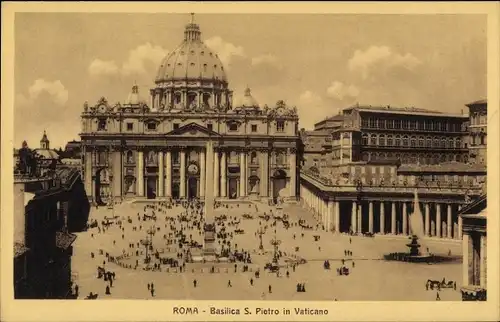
[[172, 182, 180, 200], [94, 168, 110, 206], [188, 177, 198, 200], [146, 177, 157, 199], [228, 178, 238, 199], [272, 169, 287, 203]]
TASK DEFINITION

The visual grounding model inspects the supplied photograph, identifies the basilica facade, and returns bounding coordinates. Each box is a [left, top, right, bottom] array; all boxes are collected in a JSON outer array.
[[79, 18, 300, 204]]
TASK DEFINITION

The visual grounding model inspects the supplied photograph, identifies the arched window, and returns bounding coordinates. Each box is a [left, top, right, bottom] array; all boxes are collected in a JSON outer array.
[[401, 154, 409, 164], [395, 135, 401, 146], [402, 135, 409, 147], [174, 92, 182, 104], [425, 154, 432, 165], [362, 134, 368, 145], [410, 154, 417, 164], [370, 134, 377, 146], [410, 136, 417, 147], [447, 154, 454, 162], [463, 154, 469, 164], [447, 138, 454, 149], [456, 154, 462, 163], [440, 154, 447, 163], [440, 138, 446, 148], [387, 135, 393, 146], [418, 136, 424, 147], [433, 137, 439, 148], [480, 134, 485, 145], [379, 134, 386, 146], [455, 138, 461, 148], [426, 137, 432, 148]]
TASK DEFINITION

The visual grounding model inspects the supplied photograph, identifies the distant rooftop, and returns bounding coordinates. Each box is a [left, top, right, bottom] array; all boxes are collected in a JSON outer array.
[[344, 104, 467, 117], [466, 99, 487, 106]]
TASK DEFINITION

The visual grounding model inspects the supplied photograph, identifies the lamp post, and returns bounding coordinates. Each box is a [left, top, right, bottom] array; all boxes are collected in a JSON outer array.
[[257, 226, 265, 251]]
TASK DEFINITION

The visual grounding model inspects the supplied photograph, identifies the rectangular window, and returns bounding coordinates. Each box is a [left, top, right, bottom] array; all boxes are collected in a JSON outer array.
[[98, 119, 107, 131], [147, 123, 157, 131], [229, 123, 238, 131], [207, 123, 213, 131], [126, 123, 133, 131], [251, 124, 257, 132], [276, 121, 285, 132], [173, 123, 179, 130]]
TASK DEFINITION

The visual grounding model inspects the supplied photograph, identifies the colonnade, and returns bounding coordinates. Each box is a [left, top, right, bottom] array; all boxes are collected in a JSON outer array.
[[300, 185, 463, 240]]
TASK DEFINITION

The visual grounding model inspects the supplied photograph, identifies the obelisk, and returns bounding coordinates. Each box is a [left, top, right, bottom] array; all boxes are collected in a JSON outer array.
[[203, 140, 217, 258]]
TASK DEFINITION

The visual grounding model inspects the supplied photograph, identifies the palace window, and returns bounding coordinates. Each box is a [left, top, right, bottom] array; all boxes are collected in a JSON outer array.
[[251, 124, 257, 132], [410, 154, 417, 164], [418, 137, 424, 147], [207, 123, 213, 131], [370, 134, 377, 146], [387, 135, 393, 146], [126, 122, 133, 131], [387, 119, 394, 129], [394, 119, 401, 129], [417, 121, 424, 130], [362, 152, 369, 161], [362, 134, 368, 145], [173, 123, 179, 130], [426, 137, 432, 148], [440, 154, 447, 163], [418, 154, 425, 164], [448, 154, 454, 162], [441, 138, 446, 148], [395, 135, 401, 146], [441, 122, 448, 131], [147, 123, 157, 131], [276, 121, 285, 132], [402, 120, 409, 129], [480, 134, 486, 145], [229, 123, 238, 132], [402, 135, 409, 147], [172, 152, 179, 164], [98, 119, 107, 131], [361, 118, 369, 128], [410, 136, 417, 147], [447, 138, 454, 149], [433, 137, 439, 148], [379, 135, 386, 146], [434, 122, 440, 131], [379, 119, 386, 129], [369, 118, 376, 128], [409, 120, 416, 130], [174, 92, 182, 104]]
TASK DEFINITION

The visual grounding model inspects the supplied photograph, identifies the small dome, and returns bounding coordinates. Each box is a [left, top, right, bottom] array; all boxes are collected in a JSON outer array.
[[155, 18, 227, 83], [126, 85, 145, 105], [40, 130, 49, 143], [240, 87, 259, 108]]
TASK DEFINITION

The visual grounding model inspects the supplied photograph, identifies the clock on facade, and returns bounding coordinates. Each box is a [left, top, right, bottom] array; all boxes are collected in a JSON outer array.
[[187, 163, 199, 175], [98, 105, 106, 113]]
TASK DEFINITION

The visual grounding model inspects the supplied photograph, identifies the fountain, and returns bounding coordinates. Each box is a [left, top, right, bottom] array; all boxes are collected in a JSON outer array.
[[384, 190, 460, 264]]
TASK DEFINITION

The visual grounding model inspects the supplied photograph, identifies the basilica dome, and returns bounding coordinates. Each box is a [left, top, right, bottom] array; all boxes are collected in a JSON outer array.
[[155, 20, 228, 84]]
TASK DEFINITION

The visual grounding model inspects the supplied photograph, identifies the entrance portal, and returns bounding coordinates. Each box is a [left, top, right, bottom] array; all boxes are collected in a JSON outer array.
[[187, 177, 198, 199], [172, 182, 180, 200], [272, 169, 287, 203], [228, 178, 238, 199], [146, 177, 157, 199]]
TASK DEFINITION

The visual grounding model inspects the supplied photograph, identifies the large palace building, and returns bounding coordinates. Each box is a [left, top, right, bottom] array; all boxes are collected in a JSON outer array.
[[300, 101, 487, 240], [80, 17, 299, 205]]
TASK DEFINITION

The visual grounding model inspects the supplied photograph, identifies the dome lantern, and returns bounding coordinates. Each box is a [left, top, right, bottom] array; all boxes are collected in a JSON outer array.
[[184, 13, 202, 42]]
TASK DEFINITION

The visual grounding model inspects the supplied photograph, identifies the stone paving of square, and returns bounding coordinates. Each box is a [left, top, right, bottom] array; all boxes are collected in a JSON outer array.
[[71, 200, 463, 301]]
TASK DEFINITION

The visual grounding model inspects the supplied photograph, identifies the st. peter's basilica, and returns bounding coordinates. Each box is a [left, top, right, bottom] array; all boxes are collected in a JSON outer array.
[[79, 16, 300, 205]]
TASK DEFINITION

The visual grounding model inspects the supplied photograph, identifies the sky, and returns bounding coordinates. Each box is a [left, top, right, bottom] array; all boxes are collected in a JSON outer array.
[[14, 13, 486, 149]]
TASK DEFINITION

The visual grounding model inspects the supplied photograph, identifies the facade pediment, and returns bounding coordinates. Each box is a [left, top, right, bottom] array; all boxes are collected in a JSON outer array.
[[166, 122, 221, 137]]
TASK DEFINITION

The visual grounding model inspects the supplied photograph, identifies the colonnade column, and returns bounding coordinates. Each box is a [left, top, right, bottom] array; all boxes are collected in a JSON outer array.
[[334, 201, 340, 233], [180, 150, 186, 198], [391, 202, 396, 234], [368, 201, 374, 233], [239, 151, 245, 198], [289, 148, 296, 199], [436, 204, 441, 238], [379, 202, 385, 234], [447, 204, 452, 238], [402, 202, 408, 235], [462, 233, 470, 286], [357, 203, 363, 234], [424, 203, 430, 236], [458, 205, 463, 239], [200, 149, 206, 198], [221, 151, 227, 198], [351, 201, 357, 233], [165, 151, 172, 197], [480, 235, 487, 287], [137, 150, 144, 197], [158, 150, 164, 197], [213, 149, 220, 197]]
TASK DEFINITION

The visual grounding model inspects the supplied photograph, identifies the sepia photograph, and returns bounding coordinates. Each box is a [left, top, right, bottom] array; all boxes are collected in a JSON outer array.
[[1, 2, 499, 322]]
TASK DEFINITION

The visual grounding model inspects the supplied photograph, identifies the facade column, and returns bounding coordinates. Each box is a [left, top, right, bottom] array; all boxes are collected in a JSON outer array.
[[379, 202, 385, 234], [351, 201, 357, 233], [158, 151, 164, 197], [137, 150, 144, 197], [165, 151, 172, 197], [84, 150, 93, 199], [458, 214, 463, 239], [213, 149, 220, 197], [357, 203, 362, 234], [334, 201, 340, 233], [424, 203, 430, 236], [368, 201, 374, 233], [402, 202, 408, 235], [180, 150, 186, 198], [447, 204, 452, 238], [200, 149, 206, 198], [289, 149, 297, 199], [462, 233, 470, 286], [239, 151, 245, 198], [436, 203, 441, 238], [391, 202, 396, 234], [480, 235, 487, 288], [221, 151, 227, 198]]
